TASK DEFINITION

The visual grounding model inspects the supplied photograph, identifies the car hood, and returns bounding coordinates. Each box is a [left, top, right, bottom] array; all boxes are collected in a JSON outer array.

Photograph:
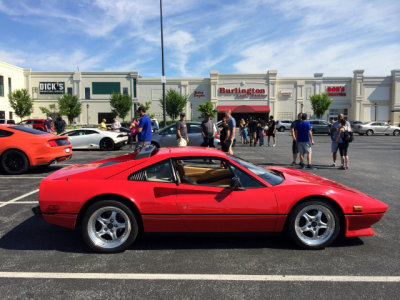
[[267, 167, 367, 194]]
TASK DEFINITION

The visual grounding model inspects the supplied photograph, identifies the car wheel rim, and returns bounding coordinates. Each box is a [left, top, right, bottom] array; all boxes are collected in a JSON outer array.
[[87, 206, 131, 249], [394, 131, 399, 136], [102, 139, 113, 150], [4, 153, 24, 172], [294, 205, 335, 247]]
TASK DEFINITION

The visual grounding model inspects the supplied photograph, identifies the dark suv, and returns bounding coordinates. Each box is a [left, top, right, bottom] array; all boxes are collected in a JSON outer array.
[[309, 120, 330, 134]]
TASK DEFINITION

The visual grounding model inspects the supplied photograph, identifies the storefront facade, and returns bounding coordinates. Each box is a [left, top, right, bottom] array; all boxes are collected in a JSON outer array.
[[1, 61, 399, 125]]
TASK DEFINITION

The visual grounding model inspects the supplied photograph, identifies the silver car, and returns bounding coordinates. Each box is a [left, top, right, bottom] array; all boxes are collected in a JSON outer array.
[[276, 120, 292, 132], [151, 121, 220, 148], [61, 128, 128, 150], [355, 122, 400, 136]]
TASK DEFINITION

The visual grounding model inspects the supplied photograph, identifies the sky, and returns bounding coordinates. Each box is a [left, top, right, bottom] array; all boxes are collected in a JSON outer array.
[[0, 0, 399, 78]]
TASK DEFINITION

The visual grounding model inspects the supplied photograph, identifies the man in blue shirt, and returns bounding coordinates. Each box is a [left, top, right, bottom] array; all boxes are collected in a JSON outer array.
[[224, 110, 236, 155], [134, 106, 152, 152], [295, 113, 315, 169]]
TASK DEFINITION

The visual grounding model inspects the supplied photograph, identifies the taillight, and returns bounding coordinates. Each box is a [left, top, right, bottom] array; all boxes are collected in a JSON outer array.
[[358, 125, 362, 129], [47, 140, 58, 147]]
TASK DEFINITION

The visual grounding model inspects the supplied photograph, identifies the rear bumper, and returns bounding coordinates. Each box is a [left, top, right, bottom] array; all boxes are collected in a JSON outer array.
[[42, 212, 78, 229], [31, 146, 72, 166], [344, 213, 385, 237]]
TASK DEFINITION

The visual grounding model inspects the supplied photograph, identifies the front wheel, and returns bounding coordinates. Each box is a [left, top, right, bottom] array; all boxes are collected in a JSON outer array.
[[100, 138, 115, 151], [1, 150, 30, 175], [81, 200, 139, 253], [366, 130, 373, 136], [287, 200, 340, 249], [278, 127, 285, 132], [393, 130, 400, 136]]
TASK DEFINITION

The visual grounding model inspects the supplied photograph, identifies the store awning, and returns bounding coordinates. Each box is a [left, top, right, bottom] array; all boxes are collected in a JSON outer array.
[[217, 105, 270, 113]]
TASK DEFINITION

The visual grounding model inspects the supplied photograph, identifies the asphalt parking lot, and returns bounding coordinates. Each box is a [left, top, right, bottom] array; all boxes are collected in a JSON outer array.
[[0, 132, 399, 299]]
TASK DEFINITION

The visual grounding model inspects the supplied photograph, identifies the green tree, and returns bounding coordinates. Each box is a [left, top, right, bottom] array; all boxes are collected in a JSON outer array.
[[110, 92, 132, 120], [160, 89, 187, 121], [137, 101, 155, 119], [39, 104, 60, 120], [58, 94, 82, 124], [8, 89, 34, 121], [310, 93, 333, 119], [196, 101, 218, 119]]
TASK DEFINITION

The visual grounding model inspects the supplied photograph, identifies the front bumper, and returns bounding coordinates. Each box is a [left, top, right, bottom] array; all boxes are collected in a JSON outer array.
[[344, 213, 385, 237]]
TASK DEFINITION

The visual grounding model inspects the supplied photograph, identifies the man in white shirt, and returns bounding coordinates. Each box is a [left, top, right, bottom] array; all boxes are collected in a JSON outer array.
[[111, 118, 121, 132]]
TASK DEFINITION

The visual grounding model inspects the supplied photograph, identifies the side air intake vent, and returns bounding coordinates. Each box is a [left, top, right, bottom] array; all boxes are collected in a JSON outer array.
[[128, 171, 147, 181]]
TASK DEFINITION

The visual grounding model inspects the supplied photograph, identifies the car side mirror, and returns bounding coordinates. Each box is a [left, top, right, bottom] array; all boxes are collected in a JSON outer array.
[[230, 177, 245, 191]]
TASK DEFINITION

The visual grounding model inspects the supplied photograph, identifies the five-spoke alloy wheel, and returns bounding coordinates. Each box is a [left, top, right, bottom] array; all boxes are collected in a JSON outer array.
[[287, 200, 340, 249], [82, 200, 138, 253]]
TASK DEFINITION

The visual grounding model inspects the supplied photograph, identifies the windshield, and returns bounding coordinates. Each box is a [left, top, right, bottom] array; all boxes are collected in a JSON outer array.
[[9, 126, 48, 135], [229, 156, 284, 186]]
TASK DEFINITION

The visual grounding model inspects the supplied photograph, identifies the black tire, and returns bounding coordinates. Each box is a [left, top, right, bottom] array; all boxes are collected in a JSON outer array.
[[286, 200, 340, 249], [81, 200, 139, 253], [393, 130, 400, 136], [100, 138, 115, 151], [1, 150, 30, 175], [366, 130, 373, 136], [358, 133, 364, 136], [151, 142, 160, 149], [278, 127, 285, 132]]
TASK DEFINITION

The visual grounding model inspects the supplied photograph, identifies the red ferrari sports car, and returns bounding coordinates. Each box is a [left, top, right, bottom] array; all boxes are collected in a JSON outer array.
[[37, 146, 388, 253]]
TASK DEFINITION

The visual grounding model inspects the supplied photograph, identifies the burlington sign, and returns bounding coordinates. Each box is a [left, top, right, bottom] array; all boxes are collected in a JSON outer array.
[[39, 82, 65, 94], [219, 87, 267, 98]]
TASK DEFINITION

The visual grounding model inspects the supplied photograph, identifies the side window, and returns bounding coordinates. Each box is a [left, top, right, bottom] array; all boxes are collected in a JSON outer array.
[[229, 163, 264, 188], [84, 130, 98, 135], [188, 124, 201, 134], [129, 159, 174, 183], [66, 130, 83, 136], [34, 121, 42, 124], [0, 129, 13, 137], [165, 125, 177, 135], [371, 123, 378, 126], [173, 158, 233, 187]]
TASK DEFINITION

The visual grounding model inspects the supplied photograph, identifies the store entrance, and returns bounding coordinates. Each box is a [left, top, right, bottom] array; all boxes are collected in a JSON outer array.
[[217, 112, 269, 122]]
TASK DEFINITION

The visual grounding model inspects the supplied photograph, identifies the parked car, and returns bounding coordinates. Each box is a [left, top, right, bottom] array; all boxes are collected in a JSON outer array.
[[276, 120, 292, 132], [0, 125, 72, 174], [60, 128, 128, 150], [355, 122, 400, 136], [350, 121, 365, 131], [35, 146, 388, 253], [0, 119, 15, 125], [18, 119, 54, 132], [151, 121, 220, 148], [309, 120, 330, 134]]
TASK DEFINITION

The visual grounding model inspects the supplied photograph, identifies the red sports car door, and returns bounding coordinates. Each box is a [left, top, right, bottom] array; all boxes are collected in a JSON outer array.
[[176, 184, 278, 232]]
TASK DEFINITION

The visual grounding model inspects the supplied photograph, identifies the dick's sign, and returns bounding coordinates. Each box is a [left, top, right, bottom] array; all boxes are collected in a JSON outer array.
[[39, 82, 65, 94]]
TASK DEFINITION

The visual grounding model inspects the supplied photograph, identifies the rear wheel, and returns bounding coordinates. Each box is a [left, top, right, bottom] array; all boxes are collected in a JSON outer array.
[[287, 200, 340, 249], [366, 130, 373, 136], [1, 150, 29, 175], [278, 127, 285, 132], [100, 138, 115, 151], [81, 200, 139, 253], [393, 130, 400, 136], [151, 142, 160, 149]]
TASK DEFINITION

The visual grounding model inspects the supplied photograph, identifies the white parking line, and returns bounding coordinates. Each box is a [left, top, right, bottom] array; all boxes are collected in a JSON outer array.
[[0, 177, 45, 179], [0, 189, 39, 208], [0, 272, 398, 282], [0, 201, 38, 204]]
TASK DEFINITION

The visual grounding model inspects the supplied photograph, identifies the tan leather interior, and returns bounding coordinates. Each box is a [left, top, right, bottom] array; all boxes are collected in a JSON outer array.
[[175, 164, 231, 186]]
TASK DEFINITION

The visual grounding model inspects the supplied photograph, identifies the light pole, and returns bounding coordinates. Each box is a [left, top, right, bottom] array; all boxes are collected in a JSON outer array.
[[86, 104, 89, 125], [160, 0, 166, 127], [374, 102, 377, 121]]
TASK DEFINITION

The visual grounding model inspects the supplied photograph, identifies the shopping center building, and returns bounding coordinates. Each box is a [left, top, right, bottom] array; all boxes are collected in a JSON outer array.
[[1, 61, 399, 125]]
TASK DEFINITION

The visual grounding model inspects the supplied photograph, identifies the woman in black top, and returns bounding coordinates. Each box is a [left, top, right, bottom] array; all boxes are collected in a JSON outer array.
[[219, 117, 230, 153]]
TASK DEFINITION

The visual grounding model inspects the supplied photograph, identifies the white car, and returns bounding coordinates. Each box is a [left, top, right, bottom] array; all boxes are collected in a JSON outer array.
[[276, 120, 292, 132], [61, 128, 128, 150]]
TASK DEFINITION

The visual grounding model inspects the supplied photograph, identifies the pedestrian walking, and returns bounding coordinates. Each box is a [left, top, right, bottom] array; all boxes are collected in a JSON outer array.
[[290, 113, 302, 166], [200, 113, 215, 148], [242, 125, 248, 144], [295, 113, 314, 169], [134, 106, 152, 152], [219, 117, 230, 153], [239, 118, 246, 144], [336, 118, 352, 170], [224, 110, 236, 155], [267, 115, 277, 147], [330, 113, 351, 167], [152, 118, 159, 133], [176, 112, 189, 146], [44, 117, 52, 133], [248, 116, 258, 147], [129, 118, 139, 149], [54, 116, 66, 135], [257, 120, 265, 146]]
